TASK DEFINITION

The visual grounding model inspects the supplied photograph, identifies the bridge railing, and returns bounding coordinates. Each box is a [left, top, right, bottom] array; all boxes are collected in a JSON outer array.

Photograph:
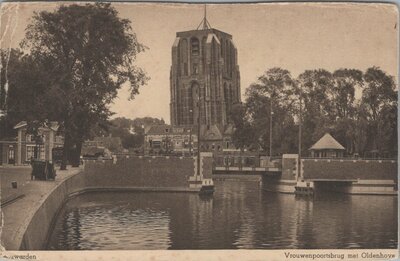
[[301, 157, 397, 162], [212, 154, 282, 169]]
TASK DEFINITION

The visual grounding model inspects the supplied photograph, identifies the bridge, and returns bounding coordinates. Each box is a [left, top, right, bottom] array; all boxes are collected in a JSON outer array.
[[212, 153, 397, 195], [213, 166, 281, 174], [212, 153, 282, 175]]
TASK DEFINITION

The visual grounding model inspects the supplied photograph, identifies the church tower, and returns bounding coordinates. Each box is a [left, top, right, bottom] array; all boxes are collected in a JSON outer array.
[[170, 8, 241, 132]]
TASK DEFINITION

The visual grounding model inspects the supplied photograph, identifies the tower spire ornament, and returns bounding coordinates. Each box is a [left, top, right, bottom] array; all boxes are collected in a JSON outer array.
[[197, 5, 212, 30]]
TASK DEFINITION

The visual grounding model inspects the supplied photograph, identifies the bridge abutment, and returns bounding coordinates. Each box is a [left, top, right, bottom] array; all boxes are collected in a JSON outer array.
[[262, 155, 397, 196]]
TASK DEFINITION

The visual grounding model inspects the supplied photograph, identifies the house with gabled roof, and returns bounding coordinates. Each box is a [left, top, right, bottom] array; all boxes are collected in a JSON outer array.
[[0, 121, 63, 165], [309, 133, 345, 158]]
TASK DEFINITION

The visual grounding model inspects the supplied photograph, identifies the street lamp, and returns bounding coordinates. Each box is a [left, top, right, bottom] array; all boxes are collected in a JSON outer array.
[[267, 94, 275, 158], [141, 124, 145, 155], [298, 84, 303, 180], [197, 96, 201, 177], [189, 109, 193, 156], [165, 127, 170, 155]]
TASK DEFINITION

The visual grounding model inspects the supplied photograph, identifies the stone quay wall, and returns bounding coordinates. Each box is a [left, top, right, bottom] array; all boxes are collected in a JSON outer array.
[[263, 155, 398, 195], [302, 159, 397, 181], [16, 155, 212, 250], [84, 156, 195, 189], [20, 170, 86, 250]]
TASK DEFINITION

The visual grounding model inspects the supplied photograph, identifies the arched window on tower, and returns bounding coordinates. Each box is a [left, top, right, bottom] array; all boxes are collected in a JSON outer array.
[[180, 39, 188, 76], [229, 84, 233, 105], [221, 39, 224, 57], [227, 41, 231, 77], [209, 38, 219, 80], [191, 37, 200, 56], [224, 83, 230, 121], [230, 42, 235, 78], [224, 40, 228, 75], [190, 82, 200, 125], [202, 37, 207, 73]]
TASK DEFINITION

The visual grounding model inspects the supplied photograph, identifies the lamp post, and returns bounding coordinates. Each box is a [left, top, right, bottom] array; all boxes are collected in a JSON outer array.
[[197, 97, 201, 177], [141, 124, 145, 155], [189, 109, 193, 156], [298, 85, 303, 180], [165, 128, 170, 155], [269, 97, 273, 158]]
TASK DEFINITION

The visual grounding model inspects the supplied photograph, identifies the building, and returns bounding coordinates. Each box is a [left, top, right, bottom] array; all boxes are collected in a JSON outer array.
[[144, 125, 197, 155], [0, 121, 63, 165], [309, 133, 345, 158], [92, 136, 123, 153], [169, 11, 240, 151], [0, 137, 17, 165], [144, 123, 237, 155], [82, 136, 123, 158]]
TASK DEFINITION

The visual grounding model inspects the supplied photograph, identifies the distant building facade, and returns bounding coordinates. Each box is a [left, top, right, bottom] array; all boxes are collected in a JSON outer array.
[[0, 121, 63, 165], [144, 124, 236, 155], [82, 136, 123, 158], [144, 125, 197, 155], [169, 14, 241, 151]]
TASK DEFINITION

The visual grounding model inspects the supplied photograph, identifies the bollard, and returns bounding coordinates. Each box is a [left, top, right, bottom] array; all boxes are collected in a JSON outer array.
[[11, 181, 17, 189]]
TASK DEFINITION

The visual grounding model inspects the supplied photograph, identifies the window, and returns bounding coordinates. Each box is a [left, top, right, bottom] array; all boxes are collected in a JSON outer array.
[[26, 134, 33, 142], [8, 146, 14, 160], [193, 64, 198, 75], [152, 141, 161, 149], [191, 38, 199, 56], [180, 39, 188, 76], [26, 145, 45, 161], [26, 145, 34, 160]]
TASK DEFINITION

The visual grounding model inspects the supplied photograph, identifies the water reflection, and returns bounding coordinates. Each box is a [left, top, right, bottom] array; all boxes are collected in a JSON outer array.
[[47, 181, 397, 250]]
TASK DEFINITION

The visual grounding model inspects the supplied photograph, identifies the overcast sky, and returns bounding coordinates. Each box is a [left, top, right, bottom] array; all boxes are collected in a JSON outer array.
[[1, 2, 398, 123]]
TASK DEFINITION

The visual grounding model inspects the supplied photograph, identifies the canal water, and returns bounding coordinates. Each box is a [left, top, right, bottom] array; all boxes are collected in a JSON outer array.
[[47, 180, 398, 250]]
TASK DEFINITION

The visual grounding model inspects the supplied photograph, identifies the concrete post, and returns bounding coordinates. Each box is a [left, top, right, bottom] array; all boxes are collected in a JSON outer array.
[[48, 130, 54, 161], [17, 129, 22, 165]]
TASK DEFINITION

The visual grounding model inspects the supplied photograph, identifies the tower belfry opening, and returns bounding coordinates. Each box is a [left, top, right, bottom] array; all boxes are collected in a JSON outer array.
[[197, 5, 212, 30]]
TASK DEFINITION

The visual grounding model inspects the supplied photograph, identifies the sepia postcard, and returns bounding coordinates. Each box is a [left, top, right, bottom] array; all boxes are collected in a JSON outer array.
[[0, 1, 398, 260]]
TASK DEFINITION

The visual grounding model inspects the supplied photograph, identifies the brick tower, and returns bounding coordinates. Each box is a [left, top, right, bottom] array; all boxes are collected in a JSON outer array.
[[169, 8, 241, 138]]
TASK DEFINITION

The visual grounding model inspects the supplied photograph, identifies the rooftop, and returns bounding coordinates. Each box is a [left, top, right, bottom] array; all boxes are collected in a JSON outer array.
[[309, 133, 345, 151], [146, 125, 194, 136], [13, 121, 59, 131]]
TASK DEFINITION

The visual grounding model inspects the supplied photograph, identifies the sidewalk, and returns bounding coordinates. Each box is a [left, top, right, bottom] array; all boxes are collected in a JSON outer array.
[[0, 166, 32, 206], [0, 166, 83, 250]]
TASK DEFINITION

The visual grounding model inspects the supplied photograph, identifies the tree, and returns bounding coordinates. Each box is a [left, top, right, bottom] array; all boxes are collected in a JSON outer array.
[[332, 69, 363, 119], [0, 48, 24, 139], [233, 68, 297, 155], [230, 103, 257, 150], [231, 66, 397, 158], [330, 69, 363, 154], [90, 117, 165, 150], [1, 48, 62, 141], [21, 3, 149, 169], [297, 69, 334, 152], [110, 117, 164, 149], [362, 67, 397, 156]]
